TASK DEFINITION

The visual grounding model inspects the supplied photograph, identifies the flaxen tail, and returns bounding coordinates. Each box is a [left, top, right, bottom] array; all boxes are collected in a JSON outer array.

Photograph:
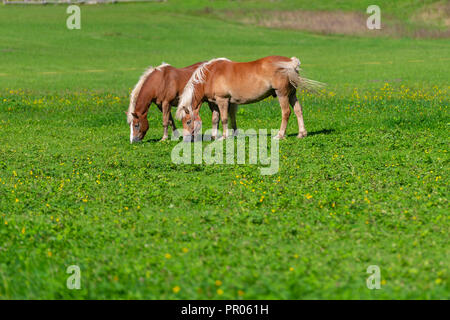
[[277, 57, 325, 93]]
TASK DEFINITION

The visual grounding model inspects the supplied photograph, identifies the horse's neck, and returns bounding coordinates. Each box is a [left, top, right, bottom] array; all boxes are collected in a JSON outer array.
[[192, 83, 205, 110], [135, 82, 155, 113]]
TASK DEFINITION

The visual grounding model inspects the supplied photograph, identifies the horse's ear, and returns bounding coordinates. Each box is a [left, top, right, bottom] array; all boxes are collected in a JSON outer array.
[[131, 112, 138, 119]]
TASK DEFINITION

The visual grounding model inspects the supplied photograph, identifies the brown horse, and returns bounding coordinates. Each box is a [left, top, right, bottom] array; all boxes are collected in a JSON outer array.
[[126, 62, 220, 143], [176, 56, 323, 140]]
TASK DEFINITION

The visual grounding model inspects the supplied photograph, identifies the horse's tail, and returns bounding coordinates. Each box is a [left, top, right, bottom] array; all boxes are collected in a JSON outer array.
[[277, 57, 325, 93], [176, 57, 230, 120]]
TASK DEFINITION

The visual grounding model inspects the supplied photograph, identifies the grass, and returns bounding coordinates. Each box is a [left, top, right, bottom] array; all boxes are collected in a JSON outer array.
[[0, 1, 449, 299]]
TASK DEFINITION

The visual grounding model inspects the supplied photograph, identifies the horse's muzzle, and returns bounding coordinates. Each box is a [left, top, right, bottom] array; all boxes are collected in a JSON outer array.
[[183, 135, 194, 143], [131, 136, 142, 144]]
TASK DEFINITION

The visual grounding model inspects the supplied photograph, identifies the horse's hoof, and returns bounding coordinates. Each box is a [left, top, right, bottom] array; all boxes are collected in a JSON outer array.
[[297, 131, 307, 139], [160, 136, 168, 142], [273, 134, 285, 140]]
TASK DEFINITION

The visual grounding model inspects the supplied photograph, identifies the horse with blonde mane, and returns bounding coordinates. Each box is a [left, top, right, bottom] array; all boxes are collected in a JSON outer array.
[[126, 62, 220, 143], [176, 56, 323, 140]]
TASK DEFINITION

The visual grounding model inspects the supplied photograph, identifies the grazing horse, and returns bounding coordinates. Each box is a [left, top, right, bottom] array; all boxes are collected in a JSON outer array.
[[176, 56, 323, 140], [126, 62, 220, 143]]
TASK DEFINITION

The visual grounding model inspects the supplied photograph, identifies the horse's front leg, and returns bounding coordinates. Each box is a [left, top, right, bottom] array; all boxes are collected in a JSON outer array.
[[208, 102, 220, 140], [289, 93, 307, 138], [161, 101, 170, 141], [168, 112, 179, 139], [275, 93, 291, 139], [216, 98, 229, 139]]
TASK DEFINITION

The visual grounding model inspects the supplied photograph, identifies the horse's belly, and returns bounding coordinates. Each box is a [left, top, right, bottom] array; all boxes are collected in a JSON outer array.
[[229, 88, 274, 105], [228, 81, 273, 105]]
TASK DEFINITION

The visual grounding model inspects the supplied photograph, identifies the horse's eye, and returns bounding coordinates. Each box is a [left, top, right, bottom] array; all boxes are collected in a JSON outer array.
[[186, 120, 192, 125], [134, 124, 139, 128]]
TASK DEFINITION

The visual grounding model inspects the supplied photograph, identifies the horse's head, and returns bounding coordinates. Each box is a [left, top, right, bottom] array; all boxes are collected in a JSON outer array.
[[126, 111, 149, 143], [181, 108, 201, 142]]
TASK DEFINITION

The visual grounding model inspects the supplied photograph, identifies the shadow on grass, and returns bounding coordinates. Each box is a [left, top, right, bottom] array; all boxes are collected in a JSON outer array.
[[287, 128, 335, 137], [144, 138, 162, 143], [143, 129, 335, 143]]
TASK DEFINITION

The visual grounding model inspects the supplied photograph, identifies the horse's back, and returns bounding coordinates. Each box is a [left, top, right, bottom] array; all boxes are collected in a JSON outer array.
[[224, 56, 291, 68], [210, 56, 292, 77], [205, 56, 294, 103], [161, 63, 203, 104], [183, 61, 205, 71]]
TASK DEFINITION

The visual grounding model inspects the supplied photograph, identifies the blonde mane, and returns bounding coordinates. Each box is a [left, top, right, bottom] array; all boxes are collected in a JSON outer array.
[[127, 63, 170, 123], [176, 58, 230, 120]]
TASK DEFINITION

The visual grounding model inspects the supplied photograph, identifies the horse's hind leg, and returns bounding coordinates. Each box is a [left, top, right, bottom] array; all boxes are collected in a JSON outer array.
[[208, 102, 220, 140], [275, 92, 291, 139], [229, 103, 239, 136], [289, 93, 307, 138]]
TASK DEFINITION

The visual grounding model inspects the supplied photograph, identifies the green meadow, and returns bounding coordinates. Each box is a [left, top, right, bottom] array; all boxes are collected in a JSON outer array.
[[0, 1, 448, 299]]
